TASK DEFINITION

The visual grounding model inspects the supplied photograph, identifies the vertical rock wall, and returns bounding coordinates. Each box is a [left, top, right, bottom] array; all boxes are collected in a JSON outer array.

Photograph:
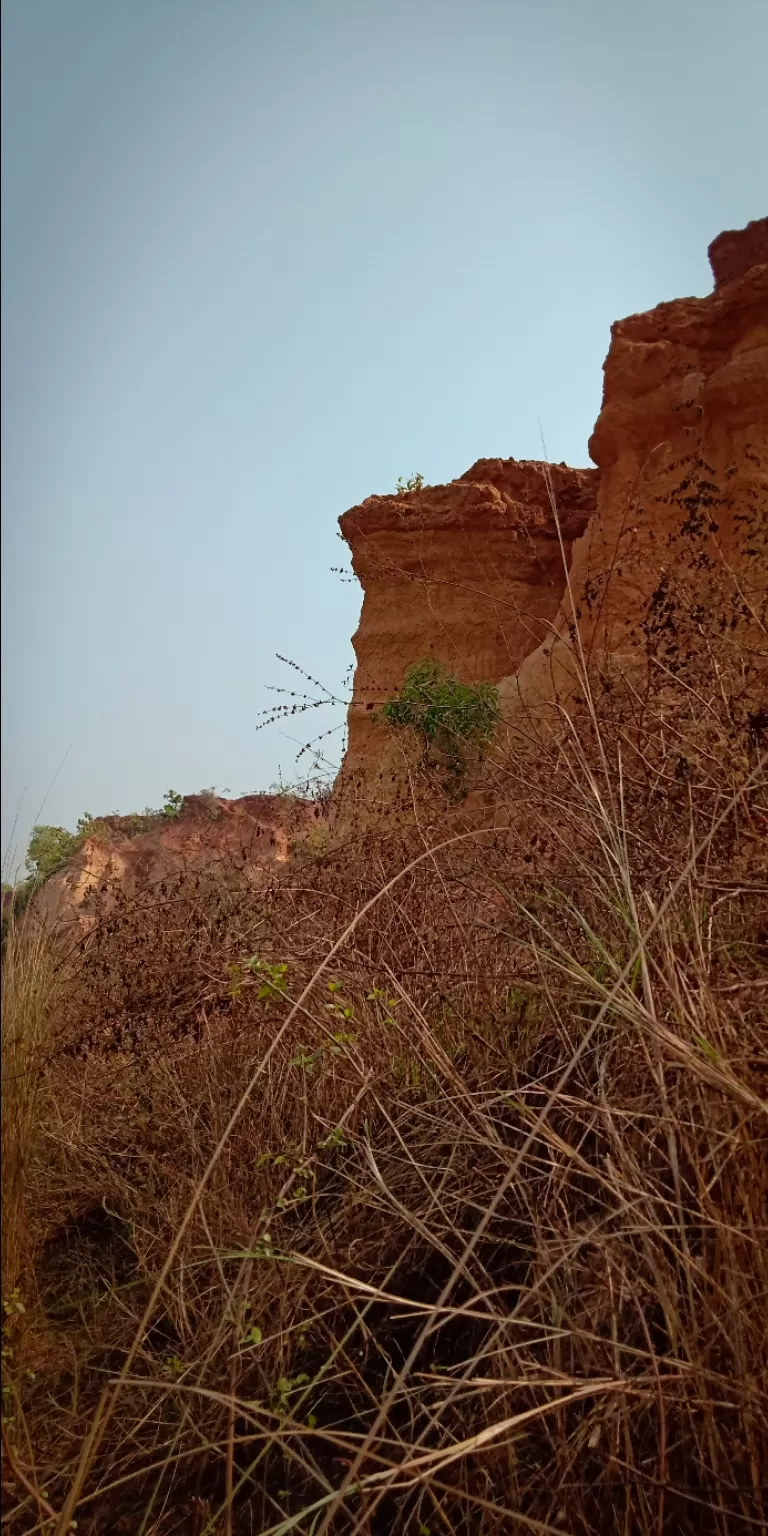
[[508, 217, 768, 717], [336, 459, 597, 803]]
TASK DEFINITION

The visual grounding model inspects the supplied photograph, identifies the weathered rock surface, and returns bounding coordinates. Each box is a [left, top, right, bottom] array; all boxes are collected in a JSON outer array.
[[34, 793, 325, 932], [336, 459, 598, 804], [507, 216, 768, 718]]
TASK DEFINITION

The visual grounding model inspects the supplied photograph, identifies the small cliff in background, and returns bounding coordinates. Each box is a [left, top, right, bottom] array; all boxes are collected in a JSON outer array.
[[33, 793, 327, 931]]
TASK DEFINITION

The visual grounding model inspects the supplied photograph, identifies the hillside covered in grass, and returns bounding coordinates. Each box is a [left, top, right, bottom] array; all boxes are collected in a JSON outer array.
[[2, 220, 767, 1536]]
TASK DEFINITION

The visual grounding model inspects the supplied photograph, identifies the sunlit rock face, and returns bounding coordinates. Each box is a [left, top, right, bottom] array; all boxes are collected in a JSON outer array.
[[336, 458, 597, 808], [507, 216, 767, 717]]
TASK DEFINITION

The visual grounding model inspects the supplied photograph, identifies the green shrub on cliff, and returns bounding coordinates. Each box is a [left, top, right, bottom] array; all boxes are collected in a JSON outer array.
[[382, 658, 500, 770]]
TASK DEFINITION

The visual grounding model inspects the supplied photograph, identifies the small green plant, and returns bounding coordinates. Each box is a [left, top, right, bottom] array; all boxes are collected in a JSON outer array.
[[2, 1288, 26, 1319], [162, 789, 185, 819], [318, 1124, 346, 1151], [382, 658, 500, 775], [227, 956, 289, 1002], [241, 1323, 263, 1348], [289, 1047, 325, 1074], [325, 978, 355, 1023], [395, 471, 425, 493], [250, 1232, 274, 1260], [249, 958, 289, 998], [271, 1372, 310, 1413]]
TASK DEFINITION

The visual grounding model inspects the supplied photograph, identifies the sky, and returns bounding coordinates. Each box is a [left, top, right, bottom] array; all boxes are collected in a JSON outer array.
[[2, 0, 766, 874]]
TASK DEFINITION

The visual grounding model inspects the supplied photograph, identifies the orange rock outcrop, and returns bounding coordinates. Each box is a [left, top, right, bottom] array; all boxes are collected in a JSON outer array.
[[336, 459, 598, 800], [509, 216, 767, 716], [336, 217, 767, 810], [34, 793, 326, 931], [28, 218, 768, 903]]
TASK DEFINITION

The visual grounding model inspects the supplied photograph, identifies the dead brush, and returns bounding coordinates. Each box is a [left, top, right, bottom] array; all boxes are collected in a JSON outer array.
[[2, 490, 767, 1532], [4, 708, 765, 1535], [1, 911, 66, 1300]]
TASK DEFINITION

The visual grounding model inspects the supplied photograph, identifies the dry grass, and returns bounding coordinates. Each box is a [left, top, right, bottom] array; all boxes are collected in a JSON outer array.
[[2, 574, 767, 1533], [1, 912, 65, 1302]]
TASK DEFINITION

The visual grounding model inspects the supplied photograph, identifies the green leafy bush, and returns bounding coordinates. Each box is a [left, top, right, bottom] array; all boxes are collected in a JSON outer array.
[[382, 659, 500, 771], [24, 825, 80, 884], [76, 812, 111, 840]]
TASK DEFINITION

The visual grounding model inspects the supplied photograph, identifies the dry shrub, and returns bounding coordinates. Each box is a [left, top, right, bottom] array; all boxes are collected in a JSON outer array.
[[2, 592, 767, 1534]]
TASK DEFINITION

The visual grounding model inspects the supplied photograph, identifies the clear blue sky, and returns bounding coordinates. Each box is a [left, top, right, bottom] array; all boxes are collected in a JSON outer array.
[[2, 0, 766, 873]]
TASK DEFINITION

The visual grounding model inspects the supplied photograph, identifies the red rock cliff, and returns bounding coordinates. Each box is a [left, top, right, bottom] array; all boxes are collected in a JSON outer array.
[[34, 793, 326, 931], [337, 458, 598, 799], [510, 216, 768, 716], [333, 219, 766, 815]]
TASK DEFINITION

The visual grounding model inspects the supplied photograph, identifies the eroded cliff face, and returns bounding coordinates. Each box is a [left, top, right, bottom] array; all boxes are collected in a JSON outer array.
[[34, 793, 326, 932], [507, 216, 767, 717], [335, 218, 767, 815], [336, 459, 598, 804]]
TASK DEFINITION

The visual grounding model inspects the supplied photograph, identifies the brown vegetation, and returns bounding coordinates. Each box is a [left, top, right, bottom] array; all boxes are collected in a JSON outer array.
[[2, 219, 767, 1534], [3, 631, 767, 1533]]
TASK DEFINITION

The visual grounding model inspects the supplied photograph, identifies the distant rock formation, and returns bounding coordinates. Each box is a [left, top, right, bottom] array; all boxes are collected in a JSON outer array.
[[33, 793, 326, 932]]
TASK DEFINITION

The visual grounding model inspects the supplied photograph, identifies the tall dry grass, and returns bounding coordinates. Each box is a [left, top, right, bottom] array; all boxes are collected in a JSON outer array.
[[1, 911, 62, 1301], [2, 542, 767, 1533]]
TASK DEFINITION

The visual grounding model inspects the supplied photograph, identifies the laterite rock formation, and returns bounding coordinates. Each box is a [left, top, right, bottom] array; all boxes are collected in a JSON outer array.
[[336, 459, 598, 801], [34, 793, 326, 931], [337, 216, 767, 809], [28, 217, 768, 912], [509, 216, 768, 717]]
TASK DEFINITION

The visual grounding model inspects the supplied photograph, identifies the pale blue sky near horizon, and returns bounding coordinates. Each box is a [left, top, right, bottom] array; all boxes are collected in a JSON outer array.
[[2, 0, 766, 874]]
